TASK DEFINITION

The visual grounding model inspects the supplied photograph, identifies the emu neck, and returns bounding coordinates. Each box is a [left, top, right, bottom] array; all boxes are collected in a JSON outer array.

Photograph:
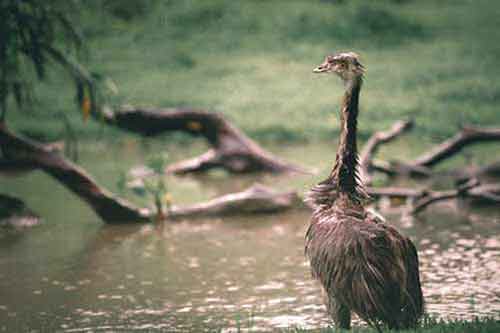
[[331, 77, 363, 198]]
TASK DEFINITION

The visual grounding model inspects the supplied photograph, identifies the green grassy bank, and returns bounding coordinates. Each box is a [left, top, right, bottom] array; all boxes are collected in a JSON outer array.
[[6, 0, 500, 144]]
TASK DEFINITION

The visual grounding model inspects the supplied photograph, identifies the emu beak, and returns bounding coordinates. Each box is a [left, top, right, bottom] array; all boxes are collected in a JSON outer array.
[[313, 65, 328, 73]]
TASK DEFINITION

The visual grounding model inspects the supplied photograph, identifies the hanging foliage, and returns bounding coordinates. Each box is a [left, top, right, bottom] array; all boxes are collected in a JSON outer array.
[[0, 0, 97, 122]]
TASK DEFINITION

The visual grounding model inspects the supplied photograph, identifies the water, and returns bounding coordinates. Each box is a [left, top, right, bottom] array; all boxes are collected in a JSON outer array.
[[1, 139, 499, 332]]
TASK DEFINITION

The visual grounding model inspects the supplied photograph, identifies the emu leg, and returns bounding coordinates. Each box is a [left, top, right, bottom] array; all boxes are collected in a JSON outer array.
[[327, 297, 351, 329]]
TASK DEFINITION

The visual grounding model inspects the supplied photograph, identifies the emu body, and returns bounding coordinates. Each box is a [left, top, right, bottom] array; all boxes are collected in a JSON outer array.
[[305, 52, 424, 330]]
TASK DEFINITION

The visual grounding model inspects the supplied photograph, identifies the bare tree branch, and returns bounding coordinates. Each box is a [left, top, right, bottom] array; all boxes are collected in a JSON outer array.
[[0, 123, 149, 224], [359, 122, 500, 183], [102, 107, 309, 174], [411, 126, 500, 167], [0, 126, 303, 222], [370, 160, 433, 179], [359, 119, 413, 185], [409, 179, 481, 215]]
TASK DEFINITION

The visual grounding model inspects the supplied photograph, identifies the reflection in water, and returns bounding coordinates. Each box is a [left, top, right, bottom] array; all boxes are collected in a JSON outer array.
[[1, 141, 499, 331]]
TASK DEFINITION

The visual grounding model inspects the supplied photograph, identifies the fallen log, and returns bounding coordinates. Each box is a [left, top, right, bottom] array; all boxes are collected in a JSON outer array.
[[409, 179, 480, 214], [0, 126, 303, 222], [360, 123, 500, 183], [0, 123, 149, 224], [187, 181, 494, 217], [103, 107, 308, 175], [0, 141, 64, 177], [168, 184, 303, 219], [359, 119, 413, 185], [366, 179, 500, 215]]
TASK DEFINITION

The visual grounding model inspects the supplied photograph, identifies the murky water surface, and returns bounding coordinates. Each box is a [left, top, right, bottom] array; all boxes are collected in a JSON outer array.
[[1, 140, 499, 331]]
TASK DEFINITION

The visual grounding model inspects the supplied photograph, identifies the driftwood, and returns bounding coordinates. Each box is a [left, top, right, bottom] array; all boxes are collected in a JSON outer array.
[[361, 124, 500, 181], [411, 126, 500, 167], [3, 113, 498, 221], [102, 107, 307, 175], [0, 123, 149, 224], [409, 179, 500, 215], [358, 121, 500, 215], [165, 180, 497, 218], [359, 119, 413, 185], [365, 179, 500, 215], [0, 112, 303, 223], [0, 141, 64, 177], [168, 184, 302, 219], [0, 124, 302, 222]]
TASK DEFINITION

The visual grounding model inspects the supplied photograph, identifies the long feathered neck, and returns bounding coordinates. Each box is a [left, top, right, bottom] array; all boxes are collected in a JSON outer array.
[[330, 76, 364, 199]]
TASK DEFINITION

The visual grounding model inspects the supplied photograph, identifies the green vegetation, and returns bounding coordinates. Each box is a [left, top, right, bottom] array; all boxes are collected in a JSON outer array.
[[119, 153, 172, 219], [287, 317, 500, 333], [6, 0, 500, 144], [0, 0, 100, 127]]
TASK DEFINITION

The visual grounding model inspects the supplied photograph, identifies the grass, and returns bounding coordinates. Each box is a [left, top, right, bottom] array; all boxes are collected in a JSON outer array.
[[290, 320, 500, 333], [212, 316, 500, 333], [5, 0, 500, 146], [284, 317, 500, 333]]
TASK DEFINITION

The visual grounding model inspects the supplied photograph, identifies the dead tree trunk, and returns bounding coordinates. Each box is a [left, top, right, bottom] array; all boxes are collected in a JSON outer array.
[[0, 123, 149, 224], [102, 107, 307, 175], [168, 184, 302, 219]]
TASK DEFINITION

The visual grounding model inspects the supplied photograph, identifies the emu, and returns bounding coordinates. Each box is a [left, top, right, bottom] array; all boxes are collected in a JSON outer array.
[[305, 52, 424, 330]]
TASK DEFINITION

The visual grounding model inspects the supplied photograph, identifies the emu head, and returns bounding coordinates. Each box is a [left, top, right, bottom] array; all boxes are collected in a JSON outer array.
[[313, 52, 365, 82]]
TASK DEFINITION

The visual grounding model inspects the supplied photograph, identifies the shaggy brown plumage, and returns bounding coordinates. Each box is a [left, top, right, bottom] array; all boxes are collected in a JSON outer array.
[[305, 52, 424, 330]]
